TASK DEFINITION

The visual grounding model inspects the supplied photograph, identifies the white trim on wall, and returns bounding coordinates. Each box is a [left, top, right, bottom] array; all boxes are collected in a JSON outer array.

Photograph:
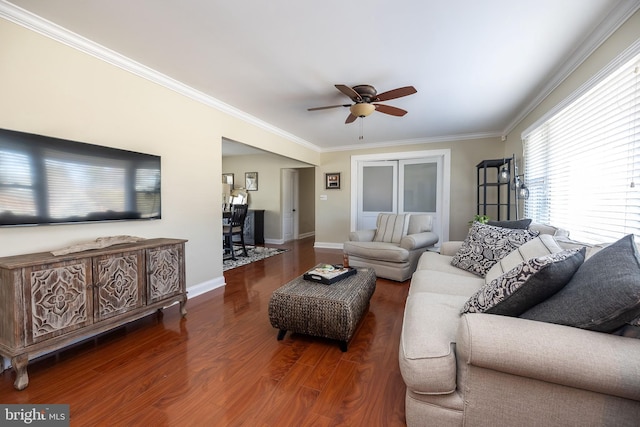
[[0, 0, 320, 153]]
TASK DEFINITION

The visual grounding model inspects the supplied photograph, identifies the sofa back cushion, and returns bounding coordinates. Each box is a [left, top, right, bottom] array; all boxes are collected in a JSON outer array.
[[485, 234, 563, 283], [487, 218, 532, 229], [374, 213, 410, 243], [451, 222, 539, 277]]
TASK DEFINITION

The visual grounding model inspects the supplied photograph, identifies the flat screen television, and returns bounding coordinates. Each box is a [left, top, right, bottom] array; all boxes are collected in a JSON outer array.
[[0, 128, 161, 226]]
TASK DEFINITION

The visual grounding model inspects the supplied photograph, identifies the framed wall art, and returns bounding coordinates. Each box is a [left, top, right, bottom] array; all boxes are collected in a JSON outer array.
[[222, 173, 234, 187], [325, 172, 341, 189], [245, 172, 258, 191]]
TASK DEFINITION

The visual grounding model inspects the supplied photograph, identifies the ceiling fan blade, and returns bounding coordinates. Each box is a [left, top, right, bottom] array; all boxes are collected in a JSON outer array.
[[307, 104, 351, 111], [335, 84, 362, 101], [345, 113, 358, 124], [374, 104, 408, 117], [375, 86, 417, 102]]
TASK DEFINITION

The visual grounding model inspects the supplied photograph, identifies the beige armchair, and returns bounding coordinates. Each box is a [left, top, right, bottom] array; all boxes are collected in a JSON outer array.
[[343, 213, 439, 281]]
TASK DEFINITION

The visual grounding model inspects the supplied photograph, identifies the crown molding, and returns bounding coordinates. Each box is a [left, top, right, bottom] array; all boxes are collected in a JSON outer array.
[[502, 0, 640, 136], [0, 1, 322, 153], [322, 131, 503, 153]]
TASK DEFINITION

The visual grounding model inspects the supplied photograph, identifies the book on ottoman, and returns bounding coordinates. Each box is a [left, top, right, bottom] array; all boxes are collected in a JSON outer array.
[[303, 264, 357, 284]]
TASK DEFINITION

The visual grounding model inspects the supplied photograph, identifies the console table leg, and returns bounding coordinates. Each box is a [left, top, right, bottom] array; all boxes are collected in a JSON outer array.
[[179, 298, 187, 317], [12, 354, 29, 390]]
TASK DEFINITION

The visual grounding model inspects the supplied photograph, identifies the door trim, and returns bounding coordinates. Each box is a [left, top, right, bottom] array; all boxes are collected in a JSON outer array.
[[350, 149, 451, 243]]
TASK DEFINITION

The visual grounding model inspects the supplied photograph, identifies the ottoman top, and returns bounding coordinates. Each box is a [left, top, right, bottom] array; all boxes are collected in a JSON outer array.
[[273, 267, 375, 301]]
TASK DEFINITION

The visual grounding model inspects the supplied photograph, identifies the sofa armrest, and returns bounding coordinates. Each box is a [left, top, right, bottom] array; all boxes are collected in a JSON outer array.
[[400, 231, 439, 250], [440, 241, 463, 256], [457, 314, 640, 401], [348, 229, 376, 242]]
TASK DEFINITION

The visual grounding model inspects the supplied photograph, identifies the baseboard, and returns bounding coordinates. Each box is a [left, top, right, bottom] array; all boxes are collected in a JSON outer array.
[[264, 238, 284, 245], [314, 242, 344, 250], [187, 276, 226, 299]]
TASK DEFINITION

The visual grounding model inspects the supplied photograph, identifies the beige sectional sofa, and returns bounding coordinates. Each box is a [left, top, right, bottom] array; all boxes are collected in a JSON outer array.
[[400, 223, 640, 426]]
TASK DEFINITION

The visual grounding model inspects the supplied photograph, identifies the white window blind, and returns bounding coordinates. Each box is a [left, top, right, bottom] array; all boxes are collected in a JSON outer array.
[[523, 52, 640, 244]]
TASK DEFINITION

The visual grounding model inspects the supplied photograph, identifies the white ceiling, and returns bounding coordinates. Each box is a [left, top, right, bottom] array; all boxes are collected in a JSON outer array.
[[4, 0, 640, 151]]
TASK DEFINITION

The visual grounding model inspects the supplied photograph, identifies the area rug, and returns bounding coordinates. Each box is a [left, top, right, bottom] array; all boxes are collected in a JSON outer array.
[[223, 245, 288, 271]]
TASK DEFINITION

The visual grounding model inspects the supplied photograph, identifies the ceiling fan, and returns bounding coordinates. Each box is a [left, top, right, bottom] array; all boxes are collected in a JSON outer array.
[[308, 84, 417, 124]]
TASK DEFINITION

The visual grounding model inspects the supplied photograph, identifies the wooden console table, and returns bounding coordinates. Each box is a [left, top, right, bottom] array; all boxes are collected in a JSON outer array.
[[0, 238, 187, 390]]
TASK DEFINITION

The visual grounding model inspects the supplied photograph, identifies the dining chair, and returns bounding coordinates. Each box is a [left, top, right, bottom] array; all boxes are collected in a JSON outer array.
[[223, 204, 249, 260]]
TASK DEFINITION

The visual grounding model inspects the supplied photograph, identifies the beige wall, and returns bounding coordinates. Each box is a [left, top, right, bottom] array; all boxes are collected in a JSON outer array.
[[315, 138, 504, 244], [221, 153, 314, 241], [0, 18, 319, 290]]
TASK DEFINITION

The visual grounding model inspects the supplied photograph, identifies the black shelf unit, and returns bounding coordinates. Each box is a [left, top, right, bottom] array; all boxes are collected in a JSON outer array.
[[476, 158, 512, 221]]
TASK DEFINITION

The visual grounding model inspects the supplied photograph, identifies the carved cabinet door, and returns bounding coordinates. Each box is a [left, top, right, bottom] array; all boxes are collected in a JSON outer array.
[[24, 259, 93, 345], [93, 250, 145, 322], [147, 244, 185, 304]]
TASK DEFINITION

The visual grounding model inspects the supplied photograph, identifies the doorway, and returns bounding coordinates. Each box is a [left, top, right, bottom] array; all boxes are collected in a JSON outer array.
[[281, 168, 299, 242]]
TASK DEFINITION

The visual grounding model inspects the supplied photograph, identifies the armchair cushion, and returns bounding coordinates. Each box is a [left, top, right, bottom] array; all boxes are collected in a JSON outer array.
[[373, 213, 410, 243], [344, 241, 410, 263], [461, 248, 585, 316]]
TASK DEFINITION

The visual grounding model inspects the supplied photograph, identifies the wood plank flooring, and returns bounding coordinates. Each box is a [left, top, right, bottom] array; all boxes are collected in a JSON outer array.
[[0, 237, 410, 426]]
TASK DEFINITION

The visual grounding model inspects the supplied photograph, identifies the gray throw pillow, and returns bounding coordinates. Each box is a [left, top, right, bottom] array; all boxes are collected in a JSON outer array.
[[487, 218, 532, 229], [461, 248, 585, 316], [521, 234, 640, 332], [451, 222, 539, 277]]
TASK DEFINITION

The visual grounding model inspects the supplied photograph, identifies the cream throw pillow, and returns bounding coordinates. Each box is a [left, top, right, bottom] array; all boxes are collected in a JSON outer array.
[[485, 234, 563, 283]]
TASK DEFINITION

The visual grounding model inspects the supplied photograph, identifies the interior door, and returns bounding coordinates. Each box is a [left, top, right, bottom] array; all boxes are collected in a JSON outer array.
[[351, 150, 450, 245], [399, 157, 441, 237], [281, 169, 299, 242], [357, 161, 398, 230]]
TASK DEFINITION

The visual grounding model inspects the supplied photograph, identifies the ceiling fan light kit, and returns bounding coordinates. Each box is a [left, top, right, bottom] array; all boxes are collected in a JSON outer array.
[[308, 83, 417, 129], [350, 103, 375, 117]]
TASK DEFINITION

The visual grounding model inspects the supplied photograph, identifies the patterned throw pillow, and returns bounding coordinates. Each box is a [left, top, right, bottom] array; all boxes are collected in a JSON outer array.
[[461, 248, 585, 316], [451, 222, 539, 277], [373, 214, 410, 243], [521, 234, 640, 332]]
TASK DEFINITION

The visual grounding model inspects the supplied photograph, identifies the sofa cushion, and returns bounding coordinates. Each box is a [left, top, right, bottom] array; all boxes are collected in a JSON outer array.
[[485, 234, 564, 283], [374, 213, 410, 243], [343, 241, 409, 263], [487, 218, 532, 229], [399, 292, 470, 394], [461, 248, 585, 316], [416, 252, 480, 278], [521, 234, 640, 332], [409, 269, 484, 298], [450, 222, 539, 277]]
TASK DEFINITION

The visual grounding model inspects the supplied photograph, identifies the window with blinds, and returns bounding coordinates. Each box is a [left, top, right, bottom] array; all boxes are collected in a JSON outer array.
[[523, 51, 640, 244]]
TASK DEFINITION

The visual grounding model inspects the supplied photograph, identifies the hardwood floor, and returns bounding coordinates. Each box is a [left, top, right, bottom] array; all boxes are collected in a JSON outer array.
[[0, 237, 410, 426]]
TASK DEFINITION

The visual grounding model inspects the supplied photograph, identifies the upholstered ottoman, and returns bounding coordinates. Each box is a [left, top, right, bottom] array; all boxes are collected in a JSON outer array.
[[268, 267, 376, 351]]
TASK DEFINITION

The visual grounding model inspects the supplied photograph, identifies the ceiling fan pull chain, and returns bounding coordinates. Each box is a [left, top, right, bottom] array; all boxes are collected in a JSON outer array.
[[359, 118, 364, 140]]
